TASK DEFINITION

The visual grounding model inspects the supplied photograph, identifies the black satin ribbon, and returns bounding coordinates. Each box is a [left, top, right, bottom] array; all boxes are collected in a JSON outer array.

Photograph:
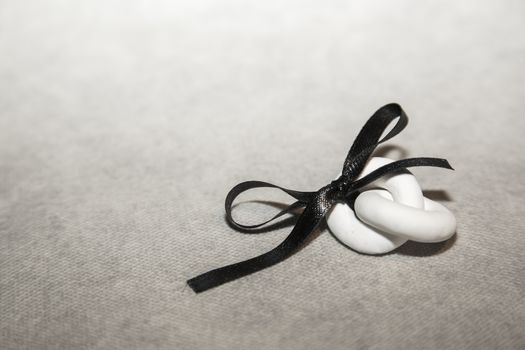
[[187, 103, 453, 293]]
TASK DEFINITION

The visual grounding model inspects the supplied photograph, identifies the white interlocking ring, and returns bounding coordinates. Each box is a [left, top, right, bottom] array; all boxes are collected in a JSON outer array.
[[326, 157, 456, 254]]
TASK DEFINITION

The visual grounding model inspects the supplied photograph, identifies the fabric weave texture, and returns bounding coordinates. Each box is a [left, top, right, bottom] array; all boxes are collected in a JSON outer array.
[[1, 0, 524, 349]]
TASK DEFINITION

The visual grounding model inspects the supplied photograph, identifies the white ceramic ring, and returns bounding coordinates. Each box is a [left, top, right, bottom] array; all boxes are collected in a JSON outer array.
[[355, 189, 457, 243], [326, 157, 425, 254]]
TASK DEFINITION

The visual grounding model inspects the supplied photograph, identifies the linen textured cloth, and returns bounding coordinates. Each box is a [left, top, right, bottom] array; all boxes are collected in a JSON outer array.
[[1, 0, 524, 349]]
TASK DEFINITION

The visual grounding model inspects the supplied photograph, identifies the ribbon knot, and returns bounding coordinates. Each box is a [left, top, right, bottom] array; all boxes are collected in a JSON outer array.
[[187, 103, 453, 293], [330, 178, 349, 194]]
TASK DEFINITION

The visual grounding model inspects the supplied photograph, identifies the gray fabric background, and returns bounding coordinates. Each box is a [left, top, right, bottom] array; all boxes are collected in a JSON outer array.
[[1, 0, 524, 349]]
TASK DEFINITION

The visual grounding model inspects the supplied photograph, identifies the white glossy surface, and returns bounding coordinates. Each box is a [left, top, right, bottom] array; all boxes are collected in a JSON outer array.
[[326, 157, 425, 254], [326, 157, 456, 254], [355, 189, 457, 243]]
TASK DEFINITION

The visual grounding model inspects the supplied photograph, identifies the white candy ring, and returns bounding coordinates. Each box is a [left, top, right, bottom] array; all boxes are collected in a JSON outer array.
[[326, 157, 456, 254]]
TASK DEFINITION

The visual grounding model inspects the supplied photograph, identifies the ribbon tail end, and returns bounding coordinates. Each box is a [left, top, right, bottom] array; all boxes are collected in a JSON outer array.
[[187, 276, 208, 293]]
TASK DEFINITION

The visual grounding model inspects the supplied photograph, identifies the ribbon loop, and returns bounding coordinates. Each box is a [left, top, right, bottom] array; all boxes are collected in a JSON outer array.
[[225, 181, 315, 231], [187, 103, 453, 293], [342, 103, 408, 180]]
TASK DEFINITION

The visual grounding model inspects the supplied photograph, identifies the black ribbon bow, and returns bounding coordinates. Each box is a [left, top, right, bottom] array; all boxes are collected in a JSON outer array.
[[187, 103, 453, 293]]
